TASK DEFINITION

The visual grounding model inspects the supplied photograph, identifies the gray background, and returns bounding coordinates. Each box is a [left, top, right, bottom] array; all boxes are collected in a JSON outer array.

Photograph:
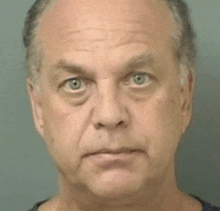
[[1, 0, 220, 210]]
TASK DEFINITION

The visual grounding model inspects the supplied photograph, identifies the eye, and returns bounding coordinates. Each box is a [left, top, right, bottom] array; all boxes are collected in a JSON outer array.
[[130, 73, 150, 87], [64, 78, 86, 92]]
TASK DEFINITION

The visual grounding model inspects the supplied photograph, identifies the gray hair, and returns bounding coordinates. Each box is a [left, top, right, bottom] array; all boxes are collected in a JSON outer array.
[[23, 0, 197, 85]]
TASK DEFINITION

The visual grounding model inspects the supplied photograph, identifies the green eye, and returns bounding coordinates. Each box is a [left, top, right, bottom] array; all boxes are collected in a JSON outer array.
[[132, 73, 149, 85], [68, 78, 82, 90], [64, 78, 87, 93]]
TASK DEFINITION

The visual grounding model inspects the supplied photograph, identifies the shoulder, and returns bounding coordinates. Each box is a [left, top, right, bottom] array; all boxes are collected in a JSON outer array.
[[193, 196, 220, 211]]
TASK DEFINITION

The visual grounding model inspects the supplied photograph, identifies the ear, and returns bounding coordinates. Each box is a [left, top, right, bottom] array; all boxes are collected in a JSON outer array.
[[26, 79, 44, 138], [181, 72, 194, 133]]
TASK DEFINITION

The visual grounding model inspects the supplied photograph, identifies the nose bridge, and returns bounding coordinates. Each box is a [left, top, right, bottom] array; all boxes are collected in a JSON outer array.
[[92, 78, 128, 130], [99, 80, 120, 116]]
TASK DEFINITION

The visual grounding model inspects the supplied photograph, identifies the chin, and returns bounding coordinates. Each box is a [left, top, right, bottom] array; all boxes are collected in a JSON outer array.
[[85, 169, 147, 199]]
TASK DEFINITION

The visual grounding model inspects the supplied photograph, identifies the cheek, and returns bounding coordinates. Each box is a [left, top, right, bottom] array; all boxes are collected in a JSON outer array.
[[41, 94, 87, 167], [133, 88, 183, 160]]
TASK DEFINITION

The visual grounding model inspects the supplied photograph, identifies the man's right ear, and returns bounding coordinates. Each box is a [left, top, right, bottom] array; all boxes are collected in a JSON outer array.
[[26, 79, 44, 138]]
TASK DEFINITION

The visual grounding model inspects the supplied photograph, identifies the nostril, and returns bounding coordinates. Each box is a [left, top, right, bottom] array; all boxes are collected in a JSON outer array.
[[118, 121, 124, 126], [95, 123, 104, 129]]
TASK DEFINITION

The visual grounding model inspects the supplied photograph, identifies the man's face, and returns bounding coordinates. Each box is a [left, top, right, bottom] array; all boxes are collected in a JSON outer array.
[[29, 0, 192, 198]]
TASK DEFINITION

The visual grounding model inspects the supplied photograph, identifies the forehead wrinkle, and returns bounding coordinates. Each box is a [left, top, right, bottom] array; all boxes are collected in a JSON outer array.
[[107, 34, 155, 49], [49, 51, 156, 80]]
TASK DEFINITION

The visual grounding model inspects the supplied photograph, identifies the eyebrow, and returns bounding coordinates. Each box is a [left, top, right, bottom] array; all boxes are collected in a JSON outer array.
[[52, 53, 156, 78], [52, 60, 90, 76], [124, 53, 155, 70]]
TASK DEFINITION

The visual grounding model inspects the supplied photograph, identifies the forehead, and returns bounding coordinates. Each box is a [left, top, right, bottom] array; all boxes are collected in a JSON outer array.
[[41, 0, 171, 26], [38, 0, 174, 70]]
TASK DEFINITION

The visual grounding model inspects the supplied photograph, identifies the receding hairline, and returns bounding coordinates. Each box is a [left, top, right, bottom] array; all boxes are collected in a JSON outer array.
[[24, 0, 196, 86], [36, 0, 175, 36], [34, 0, 177, 61]]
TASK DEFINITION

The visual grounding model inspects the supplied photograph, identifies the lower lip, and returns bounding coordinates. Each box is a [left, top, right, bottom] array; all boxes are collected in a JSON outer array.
[[84, 151, 142, 167]]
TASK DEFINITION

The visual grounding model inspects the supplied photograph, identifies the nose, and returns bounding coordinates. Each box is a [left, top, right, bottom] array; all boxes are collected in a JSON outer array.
[[92, 82, 129, 130]]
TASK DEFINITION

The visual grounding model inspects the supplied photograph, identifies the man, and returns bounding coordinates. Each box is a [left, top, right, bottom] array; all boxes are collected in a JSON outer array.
[[23, 0, 219, 210]]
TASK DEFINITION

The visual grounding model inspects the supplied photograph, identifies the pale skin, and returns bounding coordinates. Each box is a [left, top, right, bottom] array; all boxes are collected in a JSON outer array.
[[27, 0, 201, 210]]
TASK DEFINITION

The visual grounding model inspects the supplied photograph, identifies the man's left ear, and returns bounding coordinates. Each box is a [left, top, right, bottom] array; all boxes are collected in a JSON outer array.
[[181, 72, 194, 133]]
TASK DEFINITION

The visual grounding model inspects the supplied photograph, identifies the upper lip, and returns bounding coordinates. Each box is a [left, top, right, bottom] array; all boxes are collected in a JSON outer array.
[[82, 147, 143, 158]]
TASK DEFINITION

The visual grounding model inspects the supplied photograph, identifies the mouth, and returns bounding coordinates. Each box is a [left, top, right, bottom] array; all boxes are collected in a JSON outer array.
[[82, 147, 146, 166], [82, 148, 145, 168], [83, 147, 144, 158]]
